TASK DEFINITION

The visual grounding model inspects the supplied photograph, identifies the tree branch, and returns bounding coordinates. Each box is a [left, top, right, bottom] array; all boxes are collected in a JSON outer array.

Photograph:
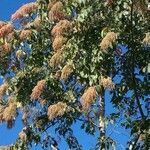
[[130, 0, 145, 119]]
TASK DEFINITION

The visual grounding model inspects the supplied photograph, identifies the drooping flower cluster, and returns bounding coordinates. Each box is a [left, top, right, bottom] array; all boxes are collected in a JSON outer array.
[[0, 22, 13, 57], [52, 35, 67, 51], [139, 133, 146, 141], [19, 29, 32, 40], [48, 1, 72, 70], [39, 99, 47, 106], [51, 1, 63, 12], [106, 0, 115, 6], [47, 102, 67, 121], [2, 98, 17, 128], [32, 17, 41, 29], [49, 21, 72, 76], [51, 19, 72, 37], [0, 106, 4, 122], [0, 21, 6, 28], [54, 70, 61, 79], [100, 76, 115, 90], [22, 112, 29, 125], [25, 17, 41, 30], [6, 32, 15, 43], [133, 1, 149, 15], [100, 32, 118, 51], [11, 2, 38, 20], [31, 67, 45, 74], [19, 128, 27, 142], [60, 64, 73, 80], [1, 42, 11, 53], [48, 1, 65, 22], [48, 0, 58, 10], [49, 20, 72, 68], [49, 50, 63, 67], [0, 23, 14, 38], [80, 87, 97, 111], [30, 80, 46, 100], [143, 33, 150, 45], [0, 82, 8, 98]]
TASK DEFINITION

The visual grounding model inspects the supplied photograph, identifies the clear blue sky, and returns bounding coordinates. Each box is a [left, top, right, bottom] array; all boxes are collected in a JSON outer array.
[[0, 1, 129, 149]]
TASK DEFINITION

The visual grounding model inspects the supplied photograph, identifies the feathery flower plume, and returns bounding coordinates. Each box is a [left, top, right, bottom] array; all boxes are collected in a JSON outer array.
[[19, 29, 32, 40], [30, 80, 46, 100], [52, 35, 67, 51], [51, 20, 72, 37], [100, 76, 115, 90], [0, 113, 3, 122], [6, 32, 15, 42], [22, 112, 29, 125], [139, 134, 146, 141], [48, 0, 59, 10], [31, 67, 44, 74], [100, 32, 118, 51], [11, 2, 38, 20], [133, 1, 149, 15], [0, 24, 14, 38], [60, 64, 73, 80], [19, 129, 27, 142], [33, 17, 41, 29], [80, 87, 97, 111], [49, 11, 65, 22], [54, 70, 61, 79], [49, 1, 65, 21], [39, 99, 47, 106], [0, 106, 4, 122], [25, 17, 41, 30], [0, 82, 9, 98], [0, 21, 6, 29], [51, 1, 63, 12], [1, 43, 11, 53], [106, 0, 114, 6], [49, 51, 63, 67], [143, 33, 150, 45], [3, 99, 17, 128], [47, 102, 67, 121]]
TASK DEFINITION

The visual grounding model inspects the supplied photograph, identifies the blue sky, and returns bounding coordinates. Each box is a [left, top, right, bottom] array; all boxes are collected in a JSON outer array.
[[0, 0, 35, 148], [0, 1, 129, 150], [0, 0, 35, 21]]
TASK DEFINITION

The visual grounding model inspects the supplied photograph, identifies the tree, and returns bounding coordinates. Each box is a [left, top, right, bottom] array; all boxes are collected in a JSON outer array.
[[0, 0, 149, 149]]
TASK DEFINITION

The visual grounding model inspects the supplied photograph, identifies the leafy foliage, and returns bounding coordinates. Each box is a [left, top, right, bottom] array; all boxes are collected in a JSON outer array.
[[0, 0, 149, 149]]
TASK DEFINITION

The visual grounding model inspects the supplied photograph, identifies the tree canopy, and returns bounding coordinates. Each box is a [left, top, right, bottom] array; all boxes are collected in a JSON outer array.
[[0, 0, 150, 150]]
